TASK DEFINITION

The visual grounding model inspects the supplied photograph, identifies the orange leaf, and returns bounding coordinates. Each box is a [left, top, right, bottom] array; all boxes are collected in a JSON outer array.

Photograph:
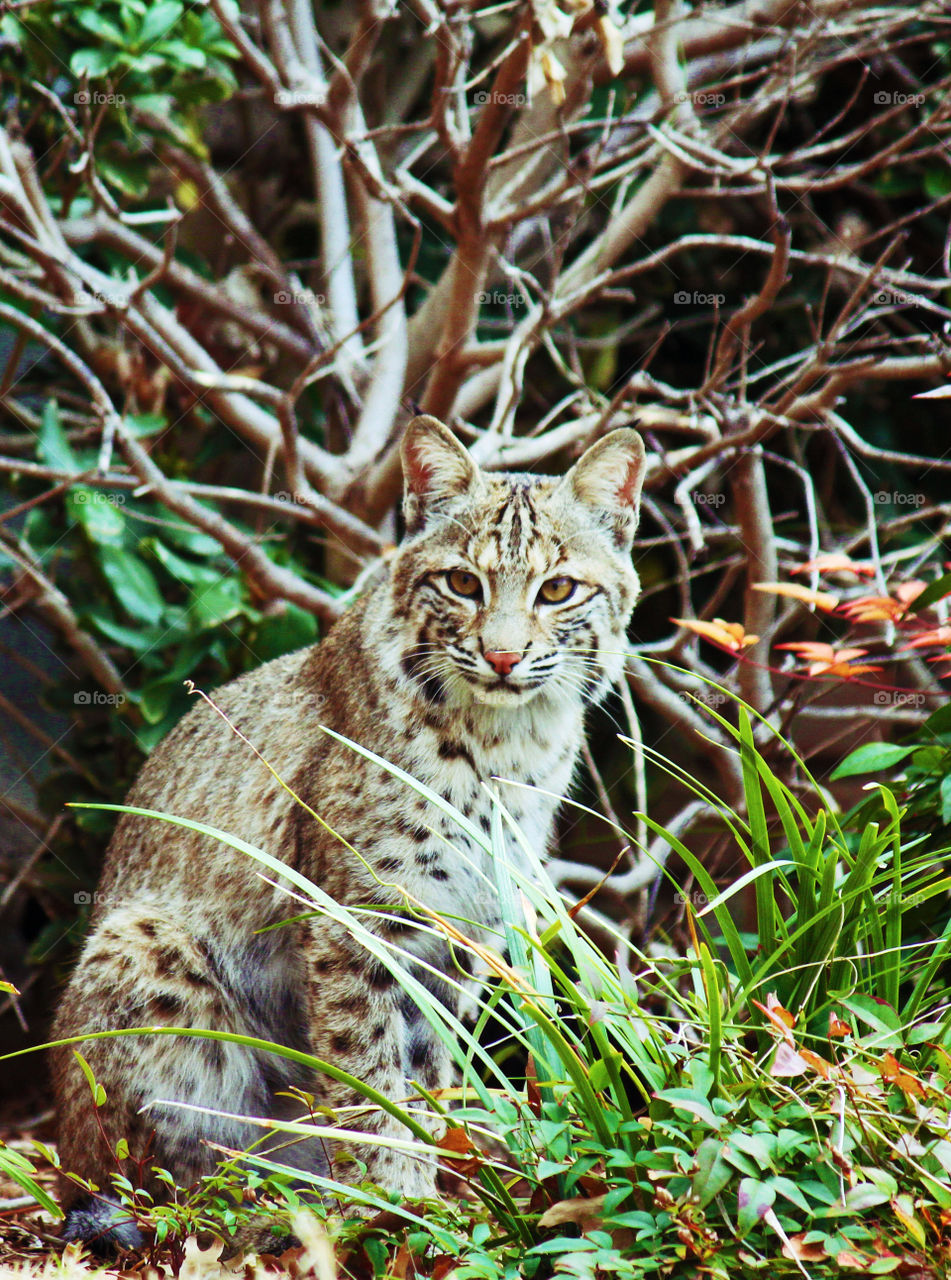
[[879, 1050, 926, 1098], [753, 581, 839, 610], [753, 994, 796, 1044], [671, 617, 759, 650], [800, 1048, 834, 1079], [776, 642, 880, 678], [895, 580, 928, 605], [836, 1248, 874, 1268], [828, 1012, 852, 1038], [837, 595, 905, 623], [782, 1234, 827, 1262], [818, 661, 882, 678], [793, 555, 875, 578], [903, 625, 951, 650]]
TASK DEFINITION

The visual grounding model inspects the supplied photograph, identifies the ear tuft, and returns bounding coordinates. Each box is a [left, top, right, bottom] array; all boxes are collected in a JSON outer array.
[[401, 415, 480, 533], [566, 428, 646, 549]]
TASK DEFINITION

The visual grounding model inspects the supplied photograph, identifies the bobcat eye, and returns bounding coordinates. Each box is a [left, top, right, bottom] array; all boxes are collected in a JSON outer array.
[[538, 576, 577, 605], [446, 569, 482, 599]]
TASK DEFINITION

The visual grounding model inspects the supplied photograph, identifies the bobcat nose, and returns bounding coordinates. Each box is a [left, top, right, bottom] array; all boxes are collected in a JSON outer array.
[[484, 650, 523, 676]]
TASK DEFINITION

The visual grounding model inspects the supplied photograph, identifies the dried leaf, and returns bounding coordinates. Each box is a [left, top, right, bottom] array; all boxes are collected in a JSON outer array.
[[753, 994, 797, 1043], [596, 15, 625, 74], [437, 1126, 482, 1177], [879, 1050, 926, 1099], [836, 1248, 874, 1268], [829, 1012, 852, 1038], [753, 581, 839, 610], [800, 1049, 834, 1079], [772, 1042, 809, 1077], [537, 1192, 609, 1230], [782, 1233, 827, 1262]]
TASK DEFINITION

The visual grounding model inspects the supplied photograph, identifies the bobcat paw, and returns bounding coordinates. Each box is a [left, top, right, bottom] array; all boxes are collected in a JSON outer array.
[[62, 1196, 144, 1254]]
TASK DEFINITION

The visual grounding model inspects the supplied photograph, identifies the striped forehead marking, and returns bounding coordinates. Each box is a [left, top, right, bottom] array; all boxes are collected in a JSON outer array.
[[470, 481, 549, 572]]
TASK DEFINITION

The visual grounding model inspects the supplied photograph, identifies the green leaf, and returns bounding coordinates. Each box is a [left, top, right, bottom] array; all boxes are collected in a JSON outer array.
[[68, 489, 125, 546], [149, 538, 219, 585], [138, 1, 183, 44], [729, 1132, 777, 1173], [97, 156, 151, 199], [70, 47, 122, 77], [904, 572, 951, 614], [98, 545, 165, 624], [841, 1182, 890, 1212], [737, 1177, 775, 1237], [654, 1088, 722, 1130], [691, 1138, 733, 1206], [76, 11, 125, 43], [38, 399, 77, 471], [925, 703, 951, 736], [186, 576, 246, 629], [252, 603, 319, 660], [839, 992, 902, 1047], [85, 609, 158, 653], [139, 681, 177, 725], [154, 39, 206, 68], [830, 742, 917, 780]]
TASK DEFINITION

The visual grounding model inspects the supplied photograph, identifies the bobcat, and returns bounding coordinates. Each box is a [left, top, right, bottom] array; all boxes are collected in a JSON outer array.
[[52, 414, 645, 1248]]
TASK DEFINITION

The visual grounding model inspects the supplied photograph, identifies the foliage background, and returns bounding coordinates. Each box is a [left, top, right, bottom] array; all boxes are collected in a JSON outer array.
[[0, 0, 949, 1100]]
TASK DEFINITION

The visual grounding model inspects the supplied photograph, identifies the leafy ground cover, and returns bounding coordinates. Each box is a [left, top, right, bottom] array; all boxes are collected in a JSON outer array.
[[2, 698, 950, 1278]]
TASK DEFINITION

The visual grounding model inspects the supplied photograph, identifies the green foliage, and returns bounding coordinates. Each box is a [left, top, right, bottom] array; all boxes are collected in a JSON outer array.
[[835, 699, 951, 834], [13, 711, 947, 1275], [29, 401, 323, 756], [0, 0, 237, 143]]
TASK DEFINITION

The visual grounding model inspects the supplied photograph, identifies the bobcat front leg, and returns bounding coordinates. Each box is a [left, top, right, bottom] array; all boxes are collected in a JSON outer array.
[[303, 924, 453, 1199]]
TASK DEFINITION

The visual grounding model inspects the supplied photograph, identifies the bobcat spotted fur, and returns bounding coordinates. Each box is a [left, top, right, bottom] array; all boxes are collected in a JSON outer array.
[[52, 415, 645, 1248]]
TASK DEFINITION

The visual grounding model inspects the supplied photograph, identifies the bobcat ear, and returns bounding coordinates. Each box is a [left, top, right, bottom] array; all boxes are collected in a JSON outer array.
[[564, 428, 646, 550], [401, 415, 480, 533]]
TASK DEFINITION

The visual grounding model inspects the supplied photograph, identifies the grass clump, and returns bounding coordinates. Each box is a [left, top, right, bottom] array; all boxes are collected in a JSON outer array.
[[4, 705, 951, 1277]]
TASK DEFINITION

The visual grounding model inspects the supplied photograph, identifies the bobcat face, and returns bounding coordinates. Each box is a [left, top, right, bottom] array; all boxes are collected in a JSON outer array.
[[390, 417, 646, 710]]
